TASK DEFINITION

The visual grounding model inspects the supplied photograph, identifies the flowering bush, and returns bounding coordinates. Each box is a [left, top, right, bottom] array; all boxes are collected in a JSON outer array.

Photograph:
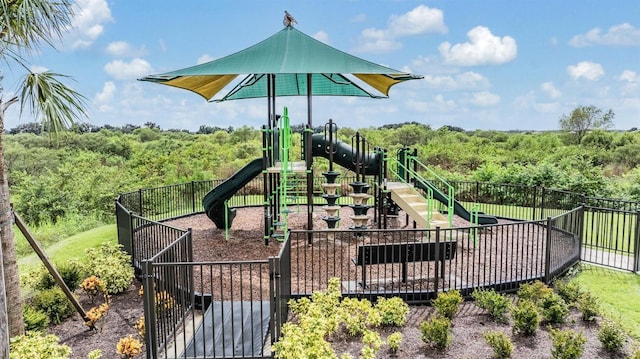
[[80, 275, 107, 303], [116, 335, 143, 358]]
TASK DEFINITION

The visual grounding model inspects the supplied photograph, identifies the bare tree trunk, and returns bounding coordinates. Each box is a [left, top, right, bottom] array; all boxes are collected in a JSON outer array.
[[0, 234, 8, 359], [0, 100, 24, 338]]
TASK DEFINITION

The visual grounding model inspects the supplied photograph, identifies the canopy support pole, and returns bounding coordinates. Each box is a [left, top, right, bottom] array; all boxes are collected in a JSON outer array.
[[306, 73, 314, 235]]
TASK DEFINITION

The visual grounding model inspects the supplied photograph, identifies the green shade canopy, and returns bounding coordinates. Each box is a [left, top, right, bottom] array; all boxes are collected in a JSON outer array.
[[140, 26, 422, 101]]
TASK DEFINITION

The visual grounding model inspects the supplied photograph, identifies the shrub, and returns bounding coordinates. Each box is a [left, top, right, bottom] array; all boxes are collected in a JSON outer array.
[[83, 242, 134, 294], [549, 328, 586, 359], [576, 291, 599, 321], [360, 330, 383, 359], [420, 316, 452, 350], [85, 302, 110, 331], [517, 281, 553, 304], [597, 320, 626, 353], [553, 280, 583, 305], [87, 349, 103, 359], [339, 297, 381, 336], [116, 335, 143, 359], [22, 305, 50, 332], [9, 331, 71, 359], [483, 330, 513, 358], [471, 288, 511, 323], [387, 331, 403, 353], [155, 290, 176, 314], [30, 287, 75, 324], [432, 290, 463, 320], [540, 292, 569, 324], [374, 297, 409, 326], [28, 261, 83, 291], [80, 275, 107, 303], [272, 322, 335, 359], [511, 300, 539, 336], [134, 316, 146, 338], [57, 260, 84, 290]]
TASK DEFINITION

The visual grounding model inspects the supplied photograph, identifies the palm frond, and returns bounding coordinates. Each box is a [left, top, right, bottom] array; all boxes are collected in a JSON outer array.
[[19, 70, 88, 134]]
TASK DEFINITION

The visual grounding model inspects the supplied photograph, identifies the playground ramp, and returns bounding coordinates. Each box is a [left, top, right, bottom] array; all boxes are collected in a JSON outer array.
[[386, 181, 450, 228]]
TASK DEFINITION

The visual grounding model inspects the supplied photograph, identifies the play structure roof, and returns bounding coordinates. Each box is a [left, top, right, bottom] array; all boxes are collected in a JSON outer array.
[[139, 26, 422, 101]]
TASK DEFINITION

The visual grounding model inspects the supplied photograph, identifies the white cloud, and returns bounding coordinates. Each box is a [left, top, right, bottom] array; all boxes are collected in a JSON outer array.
[[567, 61, 604, 81], [569, 23, 640, 47], [439, 26, 517, 66], [313, 31, 330, 44], [422, 72, 490, 91], [351, 14, 367, 23], [388, 5, 448, 37], [66, 0, 113, 49], [353, 5, 446, 53], [470, 91, 500, 106], [104, 58, 153, 81], [93, 81, 116, 105], [619, 70, 638, 82], [541, 81, 561, 98], [29, 65, 49, 73], [197, 54, 214, 65], [106, 41, 147, 57]]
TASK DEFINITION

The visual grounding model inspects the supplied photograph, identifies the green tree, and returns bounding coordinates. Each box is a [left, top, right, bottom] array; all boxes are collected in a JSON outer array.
[[559, 105, 614, 144], [0, 0, 88, 346]]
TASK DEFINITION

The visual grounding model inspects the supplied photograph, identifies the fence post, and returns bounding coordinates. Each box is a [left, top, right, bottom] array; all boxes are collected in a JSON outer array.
[[578, 204, 585, 262], [434, 227, 441, 293], [634, 210, 640, 273], [142, 260, 158, 359], [544, 217, 552, 283], [138, 188, 144, 217]]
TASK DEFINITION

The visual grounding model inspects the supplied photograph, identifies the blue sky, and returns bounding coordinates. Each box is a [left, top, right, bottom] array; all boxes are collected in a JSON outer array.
[[3, 0, 639, 131]]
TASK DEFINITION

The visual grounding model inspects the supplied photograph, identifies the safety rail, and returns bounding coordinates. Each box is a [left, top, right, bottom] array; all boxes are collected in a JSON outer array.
[[385, 155, 435, 227], [407, 152, 455, 227]]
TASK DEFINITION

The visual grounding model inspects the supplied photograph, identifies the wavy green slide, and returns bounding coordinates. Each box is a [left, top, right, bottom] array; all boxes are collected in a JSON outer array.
[[203, 158, 262, 229]]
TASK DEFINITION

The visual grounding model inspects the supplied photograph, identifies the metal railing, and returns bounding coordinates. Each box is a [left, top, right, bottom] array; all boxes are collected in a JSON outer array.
[[115, 178, 640, 359]]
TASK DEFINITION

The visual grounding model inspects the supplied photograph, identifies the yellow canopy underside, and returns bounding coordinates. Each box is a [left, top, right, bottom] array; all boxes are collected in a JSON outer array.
[[163, 75, 238, 100], [161, 73, 404, 100]]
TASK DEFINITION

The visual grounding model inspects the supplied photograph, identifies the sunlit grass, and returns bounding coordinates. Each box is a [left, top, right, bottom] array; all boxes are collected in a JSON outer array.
[[572, 264, 640, 339], [17, 224, 117, 273]]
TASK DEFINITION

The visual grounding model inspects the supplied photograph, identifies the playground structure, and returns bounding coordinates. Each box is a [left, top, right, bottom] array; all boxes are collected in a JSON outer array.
[[202, 110, 498, 242]]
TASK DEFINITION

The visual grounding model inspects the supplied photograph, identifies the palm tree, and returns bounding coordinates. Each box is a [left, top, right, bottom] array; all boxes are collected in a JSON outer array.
[[0, 0, 88, 348]]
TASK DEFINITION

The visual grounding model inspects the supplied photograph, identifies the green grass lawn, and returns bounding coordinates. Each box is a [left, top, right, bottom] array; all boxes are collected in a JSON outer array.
[[17, 224, 117, 273], [572, 264, 640, 339]]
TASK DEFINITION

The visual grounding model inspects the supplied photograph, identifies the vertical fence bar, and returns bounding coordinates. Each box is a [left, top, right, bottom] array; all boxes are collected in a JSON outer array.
[[142, 260, 158, 359], [544, 217, 552, 283], [634, 210, 640, 273]]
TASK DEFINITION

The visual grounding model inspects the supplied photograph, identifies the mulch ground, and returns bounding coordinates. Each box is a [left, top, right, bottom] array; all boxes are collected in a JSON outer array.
[[48, 207, 636, 358]]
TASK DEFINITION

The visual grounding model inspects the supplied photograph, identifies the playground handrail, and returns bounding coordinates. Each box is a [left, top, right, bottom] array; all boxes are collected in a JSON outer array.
[[407, 154, 455, 227], [385, 155, 435, 227]]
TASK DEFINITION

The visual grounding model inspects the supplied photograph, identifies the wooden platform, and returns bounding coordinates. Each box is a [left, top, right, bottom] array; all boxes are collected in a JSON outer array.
[[266, 161, 307, 173]]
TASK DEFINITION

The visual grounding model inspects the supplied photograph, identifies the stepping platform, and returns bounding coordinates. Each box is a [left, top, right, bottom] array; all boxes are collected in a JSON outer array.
[[181, 301, 271, 358], [386, 182, 449, 229], [266, 161, 307, 173]]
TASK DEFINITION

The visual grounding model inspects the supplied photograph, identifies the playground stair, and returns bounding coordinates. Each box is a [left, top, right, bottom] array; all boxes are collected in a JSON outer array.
[[386, 182, 449, 229]]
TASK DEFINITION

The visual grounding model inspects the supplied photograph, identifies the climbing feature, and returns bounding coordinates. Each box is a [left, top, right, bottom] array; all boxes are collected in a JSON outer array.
[[348, 132, 373, 231], [320, 119, 341, 230]]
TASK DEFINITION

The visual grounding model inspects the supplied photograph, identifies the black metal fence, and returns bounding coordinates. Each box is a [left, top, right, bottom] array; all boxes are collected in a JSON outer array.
[[116, 178, 640, 359]]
